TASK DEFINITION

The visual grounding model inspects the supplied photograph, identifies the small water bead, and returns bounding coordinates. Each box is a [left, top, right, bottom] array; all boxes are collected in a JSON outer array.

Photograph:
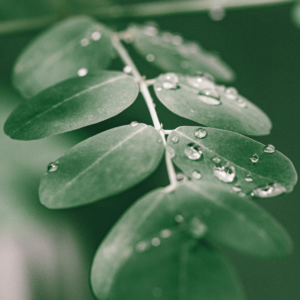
[[212, 157, 221, 164], [162, 32, 173, 42], [192, 170, 202, 180], [151, 237, 161, 247], [80, 38, 89, 46], [237, 98, 247, 108], [189, 217, 207, 239], [171, 136, 179, 144], [198, 89, 221, 105], [172, 35, 183, 45], [194, 128, 207, 139], [250, 153, 259, 163], [91, 31, 101, 41], [130, 121, 139, 127], [245, 174, 253, 182], [184, 143, 203, 160], [77, 68, 88, 77], [225, 87, 238, 100], [157, 139, 162, 143], [175, 215, 184, 223], [232, 185, 242, 192], [187, 73, 215, 89], [143, 25, 158, 36], [160, 229, 172, 238], [156, 87, 162, 92], [47, 162, 58, 172], [213, 165, 236, 183], [146, 54, 155, 62], [123, 65, 132, 74], [176, 173, 186, 181], [264, 144, 276, 153], [209, 6, 226, 21], [136, 241, 149, 253], [252, 183, 286, 198]]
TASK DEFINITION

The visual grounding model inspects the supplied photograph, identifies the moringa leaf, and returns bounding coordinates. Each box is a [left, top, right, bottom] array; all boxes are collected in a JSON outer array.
[[4, 71, 139, 140], [130, 24, 235, 82], [154, 73, 272, 136], [39, 124, 164, 208], [167, 126, 297, 197], [12, 16, 113, 97], [91, 188, 245, 300]]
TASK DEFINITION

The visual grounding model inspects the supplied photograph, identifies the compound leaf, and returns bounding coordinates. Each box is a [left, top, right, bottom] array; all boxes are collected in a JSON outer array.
[[5, 71, 139, 140], [167, 126, 297, 197], [130, 24, 235, 82], [91, 189, 245, 300], [39, 124, 164, 208], [155, 73, 272, 136], [12, 16, 113, 97]]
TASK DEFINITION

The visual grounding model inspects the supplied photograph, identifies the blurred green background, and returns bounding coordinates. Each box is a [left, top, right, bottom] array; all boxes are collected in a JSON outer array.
[[0, 1, 299, 299]]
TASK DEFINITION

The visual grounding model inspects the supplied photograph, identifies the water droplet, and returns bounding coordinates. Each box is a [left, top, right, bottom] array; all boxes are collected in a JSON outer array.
[[166, 146, 175, 158], [162, 73, 179, 90], [136, 241, 149, 252], [212, 157, 221, 164], [232, 185, 242, 192], [189, 217, 207, 239], [171, 136, 179, 143], [164, 73, 179, 83], [186, 73, 215, 89], [151, 237, 161, 247], [194, 128, 207, 139], [264, 144, 275, 153], [213, 165, 236, 183], [176, 173, 186, 181], [146, 54, 155, 62], [239, 192, 246, 197], [250, 153, 259, 163], [162, 32, 173, 42], [175, 215, 184, 223], [237, 98, 247, 108], [225, 87, 238, 100], [172, 35, 183, 45], [157, 139, 162, 143], [252, 183, 286, 198], [245, 174, 253, 182], [192, 170, 202, 180], [184, 143, 203, 160], [181, 61, 189, 69], [123, 65, 132, 74], [143, 25, 158, 36], [80, 38, 89, 46], [198, 89, 221, 105], [47, 162, 58, 172], [209, 6, 226, 21], [91, 31, 101, 41], [130, 121, 138, 127], [77, 68, 88, 77], [153, 287, 163, 298], [160, 229, 172, 238]]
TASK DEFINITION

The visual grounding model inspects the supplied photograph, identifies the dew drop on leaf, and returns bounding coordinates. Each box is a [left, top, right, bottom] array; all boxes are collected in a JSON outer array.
[[192, 170, 202, 180], [123, 65, 132, 74], [213, 165, 236, 183], [194, 128, 207, 139], [77, 68, 88, 77], [264, 144, 276, 153], [130, 121, 139, 127], [232, 185, 242, 192], [250, 153, 259, 163], [198, 89, 221, 105], [146, 54, 155, 62], [212, 157, 221, 164], [237, 98, 247, 108], [172, 35, 183, 45], [189, 217, 207, 239], [252, 183, 287, 198], [156, 87, 162, 92], [162, 72, 179, 90], [136, 241, 149, 253], [47, 162, 58, 172], [176, 173, 186, 181], [184, 143, 203, 160], [151, 237, 161, 247], [80, 38, 89, 46], [91, 31, 101, 41], [225, 87, 238, 100], [171, 136, 179, 143], [160, 229, 172, 238], [143, 25, 158, 36], [209, 6, 226, 21], [175, 215, 184, 223], [162, 32, 173, 42], [245, 174, 253, 182]]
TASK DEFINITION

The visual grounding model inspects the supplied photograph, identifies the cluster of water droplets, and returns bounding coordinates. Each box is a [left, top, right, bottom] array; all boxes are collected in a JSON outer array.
[[252, 183, 286, 198]]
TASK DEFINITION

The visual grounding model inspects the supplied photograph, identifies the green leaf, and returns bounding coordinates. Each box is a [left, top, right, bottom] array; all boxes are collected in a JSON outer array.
[[39, 124, 164, 208], [12, 16, 113, 97], [167, 126, 297, 197], [91, 189, 245, 300], [5, 71, 139, 140], [130, 24, 235, 82], [154, 73, 272, 136]]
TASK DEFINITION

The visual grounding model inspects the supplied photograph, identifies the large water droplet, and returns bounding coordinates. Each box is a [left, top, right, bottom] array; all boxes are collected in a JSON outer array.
[[91, 31, 101, 41], [194, 128, 207, 139], [264, 144, 275, 153], [171, 136, 179, 143], [192, 170, 202, 180], [225, 87, 238, 100], [198, 89, 221, 105], [252, 183, 286, 198], [250, 153, 259, 163], [162, 73, 179, 90], [146, 54, 155, 62], [184, 143, 203, 160], [80, 38, 89, 46], [151, 237, 161, 247], [164, 73, 179, 83], [160, 229, 172, 238], [77, 68, 88, 77], [47, 162, 58, 172], [189, 217, 207, 239], [213, 165, 236, 183], [130, 121, 138, 127], [245, 174, 253, 182]]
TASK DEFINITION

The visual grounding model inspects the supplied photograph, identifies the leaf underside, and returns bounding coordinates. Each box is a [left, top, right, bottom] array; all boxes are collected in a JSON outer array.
[[39, 124, 164, 208], [91, 188, 245, 300], [12, 16, 113, 97], [167, 126, 297, 196], [5, 71, 139, 140], [154, 73, 272, 136], [130, 24, 235, 82]]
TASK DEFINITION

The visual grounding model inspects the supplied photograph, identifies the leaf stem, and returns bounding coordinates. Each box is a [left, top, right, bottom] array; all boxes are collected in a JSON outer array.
[[112, 34, 177, 190]]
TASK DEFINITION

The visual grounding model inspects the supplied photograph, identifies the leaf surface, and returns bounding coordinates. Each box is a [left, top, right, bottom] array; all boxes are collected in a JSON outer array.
[[5, 71, 139, 140], [12, 16, 113, 97], [39, 124, 164, 208], [91, 189, 245, 300], [130, 24, 235, 82], [155, 73, 272, 136], [167, 126, 297, 196]]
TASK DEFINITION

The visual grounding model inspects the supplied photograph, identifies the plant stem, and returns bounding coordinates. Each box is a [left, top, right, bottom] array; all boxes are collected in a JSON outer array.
[[112, 34, 177, 190]]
